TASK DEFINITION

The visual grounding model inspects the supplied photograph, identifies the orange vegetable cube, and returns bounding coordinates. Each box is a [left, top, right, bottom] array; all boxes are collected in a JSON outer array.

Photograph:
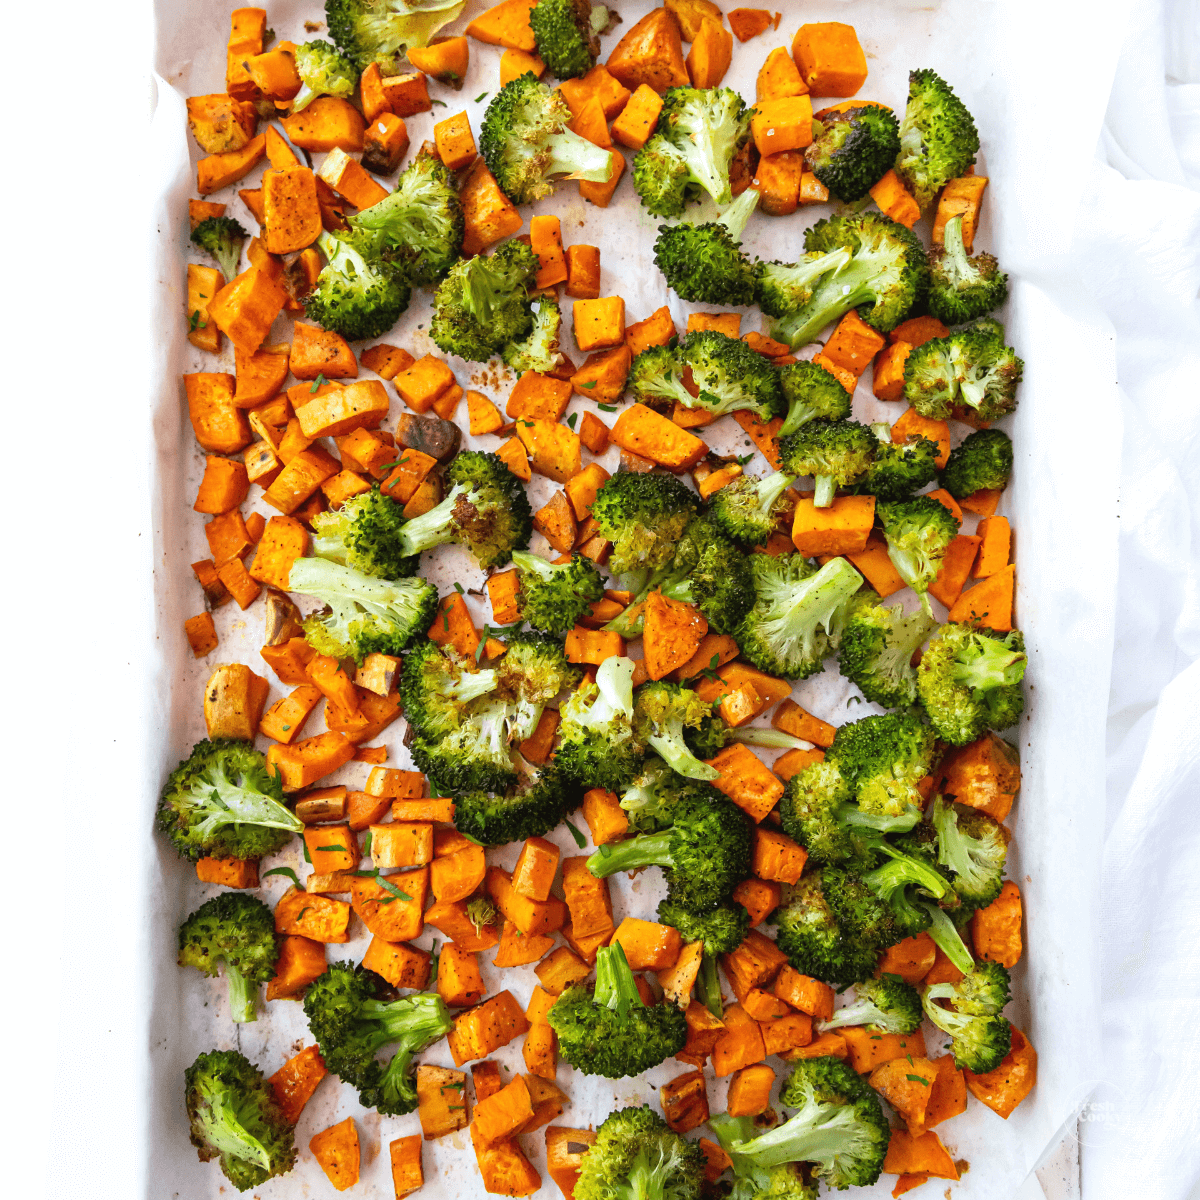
[[727, 1063, 774, 1117], [869, 168, 921, 226], [686, 18, 733, 88], [611, 917, 683, 971], [612, 83, 664, 150], [434, 110, 477, 171], [582, 786, 628, 845], [757, 46, 808, 102], [791, 495, 875, 556], [750, 95, 814, 156], [971, 880, 1023, 968], [752, 827, 808, 884], [706, 743, 784, 823], [791, 22, 868, 97]]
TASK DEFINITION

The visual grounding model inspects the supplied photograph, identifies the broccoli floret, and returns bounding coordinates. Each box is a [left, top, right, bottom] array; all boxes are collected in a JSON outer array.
[[828, 711, 939, 822], [549, 946, 689, 1078], [178, 894, 280, 1025], [556, 656, 643, 792], [876, 496, 961, 614], [778, 418, 877, 509], [929, 795, 1009, 910], [657, 896, 749, 955], [292, 39, 358, 113], [311, 486, 419, 579], [616, 756, 701, 833], [590, 471, 699, 582], [399, 638, 503, 740], [632, 86, 751, 216], [348, 147, 464, 285], [836, 593, 938, 708], [653, 187, 761, 305], [454, 761, 579, 845], [737, 553, 863, 680], [481, 74, 615, 204], [922, 961, 1013, 1073], [633, 680, 721, 782], [304, 963, 454, 1113], [818, 974, 923, 1034], [185, 1049, 295, 1192], [927, 214, 1008, 324], [894, 69, 980, 211], [391, 449, 532, 568], [306, 229, 411, 341], [764, 213, 928, 350], [806, 104, 901, 202], [288, 557, 439, 661], [916, 623, 1027, 744], [905, 325, 1024, 421], [502, 294, 565, 374], [777, 361, 853, 437], [530, 0, 602, 79], [325, 0, 465, 72], [430, 240, 539, 362], [711, 1056, 890, 1191], [770, 872, 878, 989], [853, 841, 953, 941], [860, 425, 939, 501], [679, 329, 787, 422], [190, 216, 248, 283], [780, 760, 855, 865], [587, 787, 751, 911], [575, 1105, 705, 1200], [511, 549, 605, 634], [158, 739, 302, 862], [628, 343, 696, 409], [707, 469, 795, 546], [940, 428, 1013, 498]]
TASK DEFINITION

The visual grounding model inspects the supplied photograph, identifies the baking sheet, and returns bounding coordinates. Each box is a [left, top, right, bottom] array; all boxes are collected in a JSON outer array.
[[146, 1, 1128, 1195]]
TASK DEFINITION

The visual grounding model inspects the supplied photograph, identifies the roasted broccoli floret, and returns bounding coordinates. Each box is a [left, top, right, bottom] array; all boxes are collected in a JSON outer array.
[[860, 426, 940, 500], [511, 549, 605, 634], [158, 739, 302, 862], [348, 147, 464, 285], [828, 711, 939, 822], [304, 963, 454, 1113], [940, 428, 1013, 498], [657, 897, 749, 955], [632, 85, 751, 216], [918, 622, 1026, 745], [777, 360, 854, 437], [185, 1049, 295, 1192], [850, 839, 953, 941], [876, 496, 961, 614], [430, 240, 539, 361], [760, 212, 928, 350], [894, 69, 980, 211], [632, 680, 721, 782], [311, 486, 418, 579], [575, 1105, 706, 1200], [390, 449, 532, 568], [653, 186, 760, 305], [306, 229, 411, 341], [928, 795, 1009, 910], [481, 74, 615, 204], [771, 871, 879, 988], [927, 214, 1008, 324], [178, 894, 280, 1025], [454, 761, 579, 845], [190, 215, 248, 283], [555, 656, 643, 791], [707, 469, 796, 546], [590, 471, 699, 582], [819, 974, 922, 1034], [530, 0, 602, 79], [922, 961, 1013, 1073], [679, 329, 787, 422], [904, 324, 1024, 421], [685, 714, 808, 762], [780, 759, 857, 866], [628, 342, 696, 409], [289, 557, 439, 661], [501, 294, 565, 374], [778, 418, 878, 509], [737, 553, 863, 680], [325, 0, 464, 72], [617, 756, 702, 833], [292, 39, 358, 112], [587, 787, 751, 911], [806, 104, 901, 202], [402, 634, 580, 795], [549, 946, 689, 1078], [836, 593, 938, 708], [711, 1056, 890, 1191]]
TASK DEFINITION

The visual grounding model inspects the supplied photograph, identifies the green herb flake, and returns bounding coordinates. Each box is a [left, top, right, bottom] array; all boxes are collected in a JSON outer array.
[[316, 844, 346, 853], [596, 402, 618, 413], [906, 1075, 931, 1086], [565, 820, 586, 848], [302, 841, 312, 864], [378, 876, 413, 903], [473, 91, 489, 102], [263, 866, 303, 890], [297, 906, 310, 921], [580, 380, 597, 388], [567, 412, 578, 429], [362, 830, 373, 858]]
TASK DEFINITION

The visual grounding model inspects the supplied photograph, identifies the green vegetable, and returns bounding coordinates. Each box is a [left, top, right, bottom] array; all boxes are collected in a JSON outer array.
[[927, 213, 1008, 324], [305, 229, 411, 342], [806, 104, 901, 202], [574, 1105, 705, 1200], [511, 549, 605, 635], [894, 68, 980, 211], [652, 186, 761, 305], [190, 216, 248, 283], [939, 428, 1013, 498], [292, 39, 357, 113], [836, 593, 938, 708], [310, 486, 419, 580], [529, 0, 602, 79], [922, 961, 1013, 1073], [325, 0, 466, 73], [556, 656, 644, 792]]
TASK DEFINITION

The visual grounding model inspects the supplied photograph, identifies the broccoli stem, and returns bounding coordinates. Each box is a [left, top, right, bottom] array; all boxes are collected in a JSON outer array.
[[733, 728, 809, 750], [918, 902, 975, 974], [776, 270, 878, 350], [587, 831, 674, 879], [839, 802, 921, 834], [593, 943, 644, 1017], [951, 636, 1027, 697], [697, 952, 723, 1018], [647, 721, 720, 781], [510, 550, 555, 581], [752, 470, 796, 517], [603, 603, 646, 638], [291, 83, 318, 112], [865, 845, 950, 901], [395, 484, 465, 556], [546, 130, 615, 182], [939, 215, 971, 288], [717, 186, 761, 241], [591, 656, 635, 722], [818, 997, 885, 1033], [721, 1101, 864, 1169], [224, 961, 258, 1025], [813, 473, 838, 508]]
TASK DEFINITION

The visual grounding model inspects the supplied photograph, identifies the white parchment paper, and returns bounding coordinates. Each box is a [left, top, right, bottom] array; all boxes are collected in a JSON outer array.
[[145, 2, 1130, 1195]]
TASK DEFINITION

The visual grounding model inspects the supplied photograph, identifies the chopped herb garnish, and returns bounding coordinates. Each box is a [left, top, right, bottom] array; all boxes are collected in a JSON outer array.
[[310, 373, 327, 392], [377, 876, 413, 902], [566, 412, 578, 429], [188, 310, 205, 331], [302, 840, 312, 864], [263, 867, 303, 890], [454, 582, 464, 594], [297, 907, 310, 921], [596, 402, 618, 412], [906, 1075, 931, 1085], [316, 844, 346, 852], [736, 453, 755, 465], [580, 380, 597, 388], [281, 723, 290, 731], [565, 820, 586, 848], [443, 613, 450, 631], [362, 830, 373, 858], [431, 98, 446, 107], [473, 91, 488, 102]]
